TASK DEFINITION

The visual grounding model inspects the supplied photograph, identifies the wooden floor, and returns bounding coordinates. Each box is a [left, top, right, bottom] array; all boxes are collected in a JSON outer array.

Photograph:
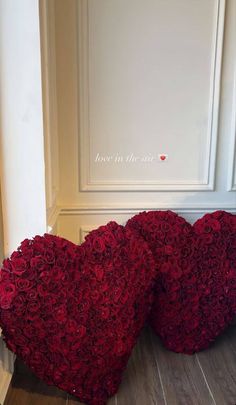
[[4, 326, 236, 405]]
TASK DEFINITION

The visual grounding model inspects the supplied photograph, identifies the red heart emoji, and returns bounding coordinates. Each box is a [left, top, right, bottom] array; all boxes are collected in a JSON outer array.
[[0, 222, 155, 405], [126, 210, 236, 354], [160, 155, 166, 161]]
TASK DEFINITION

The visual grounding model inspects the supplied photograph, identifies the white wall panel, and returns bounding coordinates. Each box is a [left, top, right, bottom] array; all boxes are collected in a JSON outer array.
[[78, 0, 225, 191], [54, 0, 236, 242], [227, 75, 236, 191]]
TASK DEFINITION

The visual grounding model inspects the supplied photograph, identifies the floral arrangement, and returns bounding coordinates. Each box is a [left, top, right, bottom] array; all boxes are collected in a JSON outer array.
[[0, 222, 156, 405], [126, 210, 236, 354], [0, 211, 236, 404]]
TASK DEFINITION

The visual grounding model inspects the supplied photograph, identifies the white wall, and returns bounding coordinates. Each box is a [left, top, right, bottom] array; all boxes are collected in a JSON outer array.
[[0, 0, 47, 253], [54, 0, 236, 244], [0, 1, 48, 402]]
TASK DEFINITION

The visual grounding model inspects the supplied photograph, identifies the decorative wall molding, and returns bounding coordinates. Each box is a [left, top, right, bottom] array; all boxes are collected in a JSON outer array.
[[77, 0, 225, 192], [40, 0, 59, 209], [59, 204, 236, 246], [79, 225, 97, 243], [58, 202, 236, 244], [47, 204, 60, 233], [227, 71, 236, 191], [60, 203, 236, 216]]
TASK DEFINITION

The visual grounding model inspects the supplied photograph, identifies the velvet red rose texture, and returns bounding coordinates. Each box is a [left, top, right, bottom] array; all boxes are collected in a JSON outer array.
[[0, 210, 235, 405]]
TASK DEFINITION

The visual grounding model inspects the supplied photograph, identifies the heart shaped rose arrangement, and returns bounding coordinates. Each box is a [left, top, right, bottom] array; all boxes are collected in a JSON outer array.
[[126, 210, 236, 354], [0, 211, 235, 405]]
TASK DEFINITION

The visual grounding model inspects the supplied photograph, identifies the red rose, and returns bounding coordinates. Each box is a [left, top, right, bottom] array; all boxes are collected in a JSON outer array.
[[26, 268, 38, 281], [164, 245, 174, 255], [1, 258, 12, 273], [39, 271, 51, 284], [0, 295, 14, 309], [93, 265, 104, 281], [30, 256, 45, 272], [44, 249, 55, 264], [23, 324, 35, 338], [15, 278, 33, 291], [27, 301, 41, 313], [77, 325, 87, 338], [0, 282, 16, 297], [26, 289, 38, 300], [11, 257, 27, 276], [91, 237, 106, 253], [54, 306, 67, 324], [30, 351, 49, 376], [100, 306, 110, 320]]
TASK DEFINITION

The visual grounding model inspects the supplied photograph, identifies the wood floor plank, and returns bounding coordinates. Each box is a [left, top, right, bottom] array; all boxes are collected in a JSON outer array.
[[197, 325, 236, 405], [150, 329, 215, 405], [4, 370, 67, 405], [67, 393, 116, 404], [116, 329, 166, 405]]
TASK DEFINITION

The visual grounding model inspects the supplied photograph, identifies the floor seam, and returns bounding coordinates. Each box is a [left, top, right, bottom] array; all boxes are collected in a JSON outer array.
[[149, 333, 168, 405], [196, 354, 217, 405]]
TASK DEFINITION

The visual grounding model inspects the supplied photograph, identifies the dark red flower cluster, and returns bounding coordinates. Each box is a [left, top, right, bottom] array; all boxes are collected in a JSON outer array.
[[126, 210, 236, 354], [0, 210, 236, 403], [0, 222, 156, 405]]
